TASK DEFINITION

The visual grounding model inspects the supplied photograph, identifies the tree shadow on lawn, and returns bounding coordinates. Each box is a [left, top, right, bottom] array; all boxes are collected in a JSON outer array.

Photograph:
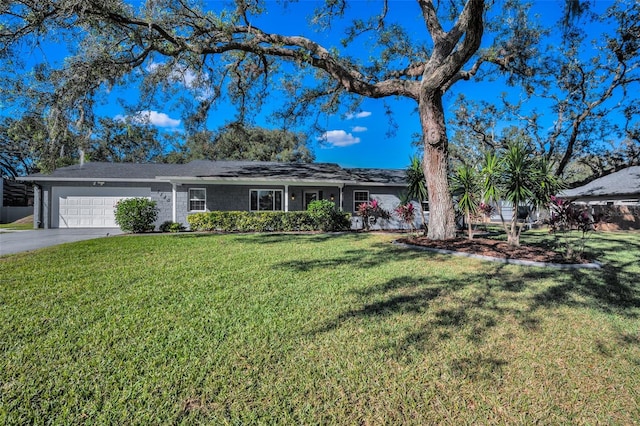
[[180, 232, 639, 359], [172, 232, 225, 239], [528, 230, 640, 265], [531, 260, 640, 317], [275, 240, 427, 271], [175, 231, 366, 245], [582, 232, 640, 263], [232, 232, 364, 245], [303, 243, 640, 360]]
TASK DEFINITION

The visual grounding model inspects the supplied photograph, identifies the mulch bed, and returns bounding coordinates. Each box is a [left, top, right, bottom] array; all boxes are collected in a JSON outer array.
[[397, 236, 589, 264]]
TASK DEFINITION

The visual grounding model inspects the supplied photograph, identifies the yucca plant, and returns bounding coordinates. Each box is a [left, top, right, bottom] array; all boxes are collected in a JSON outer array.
[[480, 150, 503, 216], [531, 156, 564, 213], [480, 142, 562, 246], [501, 142, 536, 245], [405, 155, 428, 233], [451, 163, 480, 240]]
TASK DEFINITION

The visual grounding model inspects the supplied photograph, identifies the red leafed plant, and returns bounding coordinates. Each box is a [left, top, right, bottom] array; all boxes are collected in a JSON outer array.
[[394, 203, 416, 232], [357, 199, 390, 230], [547, 196, 602, 260]]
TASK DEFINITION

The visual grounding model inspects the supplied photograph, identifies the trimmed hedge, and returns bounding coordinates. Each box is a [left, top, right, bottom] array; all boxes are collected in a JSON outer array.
[[187, 210, 351, 232]]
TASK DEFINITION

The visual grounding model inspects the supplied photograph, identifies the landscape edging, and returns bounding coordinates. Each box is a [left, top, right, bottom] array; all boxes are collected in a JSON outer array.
[[392, 240, 602, 270]]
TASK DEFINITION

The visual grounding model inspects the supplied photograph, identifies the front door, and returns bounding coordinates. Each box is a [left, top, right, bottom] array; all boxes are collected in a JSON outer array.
[[304, 191, 319, 210]]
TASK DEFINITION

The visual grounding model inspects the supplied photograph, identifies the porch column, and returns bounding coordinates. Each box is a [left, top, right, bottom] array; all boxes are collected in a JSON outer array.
[[172, 183, 177, 223], [42, 187, 50, 229], [339, 185, 344, 211], [284, 184, 289, 212], [33, 184, 41, 229]]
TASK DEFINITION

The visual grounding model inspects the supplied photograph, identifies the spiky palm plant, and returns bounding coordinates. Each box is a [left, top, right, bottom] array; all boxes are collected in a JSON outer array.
[[452, 163, 480, 240], [405, 155, 428, 233]]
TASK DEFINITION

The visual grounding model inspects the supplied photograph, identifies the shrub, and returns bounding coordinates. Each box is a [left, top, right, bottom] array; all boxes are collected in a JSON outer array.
[[187, 210, 350, 232], [159, 221, 186, 233], [282, 211, 317, 231], [307, 200, 350, 232], [114, 198, 158, 233]]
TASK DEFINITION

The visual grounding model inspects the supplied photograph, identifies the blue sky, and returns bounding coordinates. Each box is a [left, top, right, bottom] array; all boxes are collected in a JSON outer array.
[[7, 1, 621, 169], [110, 0, 437, 169]]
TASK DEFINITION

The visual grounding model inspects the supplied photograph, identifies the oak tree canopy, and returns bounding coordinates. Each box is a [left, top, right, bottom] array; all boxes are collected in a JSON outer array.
[[1, 0, 637, 239]]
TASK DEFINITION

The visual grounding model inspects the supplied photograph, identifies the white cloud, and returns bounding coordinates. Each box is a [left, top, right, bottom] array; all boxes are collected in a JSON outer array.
[[115, 110, 181, 128], [346, 111, 372, 120], [351, 126, 368, 133], [317, 130, 361, 147]]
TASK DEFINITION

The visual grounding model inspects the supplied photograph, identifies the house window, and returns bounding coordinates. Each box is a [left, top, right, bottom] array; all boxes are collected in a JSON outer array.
[[304, 191, 318, 210], [353, 190, 369, 212], [250, 189, 283, 211], [189, 188, 206, 211], [422, 201, 430, 212]]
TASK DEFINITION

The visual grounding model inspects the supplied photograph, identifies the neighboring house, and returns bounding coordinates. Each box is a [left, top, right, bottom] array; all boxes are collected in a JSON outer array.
[[560, 166, 640, 205], [18, 160, 425, 230], [560, 166, 640, 230]]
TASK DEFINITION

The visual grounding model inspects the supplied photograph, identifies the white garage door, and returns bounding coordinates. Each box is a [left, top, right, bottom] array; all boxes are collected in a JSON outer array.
[[52, 186, 151, 228]]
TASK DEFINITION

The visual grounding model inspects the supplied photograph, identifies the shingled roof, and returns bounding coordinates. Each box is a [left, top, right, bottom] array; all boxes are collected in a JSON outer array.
[[344, 168, 407, 185], [19, 160, 407, 185], [20, 162, 182, 180], [164, 160, 354, 182], [561, 166, 640, 199]]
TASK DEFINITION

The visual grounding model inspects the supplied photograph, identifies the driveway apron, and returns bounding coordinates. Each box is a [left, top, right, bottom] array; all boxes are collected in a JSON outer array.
[[0, 228, 123, 256]]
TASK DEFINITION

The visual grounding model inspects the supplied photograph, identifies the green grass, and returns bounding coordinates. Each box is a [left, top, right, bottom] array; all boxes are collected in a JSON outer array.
[[1, 231, 639, 424], [0, 223, 33, 231]]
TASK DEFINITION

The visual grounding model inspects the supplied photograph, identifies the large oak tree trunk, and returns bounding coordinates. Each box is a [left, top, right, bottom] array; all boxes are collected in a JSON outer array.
[[420, 90, 457, 240]]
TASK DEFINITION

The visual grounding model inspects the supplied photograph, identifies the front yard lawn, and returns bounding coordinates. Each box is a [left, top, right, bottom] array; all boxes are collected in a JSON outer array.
[[1, 232, 639, 424]]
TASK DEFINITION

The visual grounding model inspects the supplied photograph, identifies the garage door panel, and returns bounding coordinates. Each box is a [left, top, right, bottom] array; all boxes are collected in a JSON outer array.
[[53, 186, 151, 228]]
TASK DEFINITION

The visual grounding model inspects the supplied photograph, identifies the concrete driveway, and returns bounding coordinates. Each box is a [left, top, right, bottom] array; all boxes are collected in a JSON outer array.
[[0, 228, 124, 256]]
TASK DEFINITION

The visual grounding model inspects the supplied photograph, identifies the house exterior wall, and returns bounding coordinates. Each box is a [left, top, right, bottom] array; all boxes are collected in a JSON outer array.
[[178, 184, 342, 215], [175, 186, 189, 226], [343, 185, 425, 231], [38, 181, 168, 229], [151, 182, 174, 226], [178, 183, 422, 231], [176, 184, 425, 230], [33, 181, 420, 231], [209, 184, 285, 211], [290, 186, 341, 210], [179, 184, 284, 214]]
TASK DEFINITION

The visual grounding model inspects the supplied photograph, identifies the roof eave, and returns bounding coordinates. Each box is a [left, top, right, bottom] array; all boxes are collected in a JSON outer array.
[[348, 181, 407, 187], [161, 176, 356, 186], [16, 176, 166, 183]]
